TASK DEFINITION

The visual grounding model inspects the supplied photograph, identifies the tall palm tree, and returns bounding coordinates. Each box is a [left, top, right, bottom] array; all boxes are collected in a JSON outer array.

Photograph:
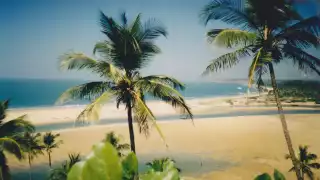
[[0, 100, 34, 180], [48, 153, 81, 180], [286, 146, 320, 180], [18, 132, 44, 180], [102, 132, 129, 157], [56, 11, 193, 153], [43, 132, 63, 167], [200, 1, 320, 179]]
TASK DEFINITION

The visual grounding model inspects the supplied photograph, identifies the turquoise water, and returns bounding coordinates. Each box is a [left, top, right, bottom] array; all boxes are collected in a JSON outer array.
[[0, 78, 250, 108]]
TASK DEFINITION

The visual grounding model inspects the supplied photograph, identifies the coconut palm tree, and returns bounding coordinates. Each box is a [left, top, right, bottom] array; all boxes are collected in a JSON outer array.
[[18, 132, 44, 180], [43, 132, 63, 167], [286, 145, 320, 180], [102, 132, 129, 157], [48, 153, 81, 180], [200, 1, 320, 179], [0, 100, 34, 180], [56, 11, 193, 153]]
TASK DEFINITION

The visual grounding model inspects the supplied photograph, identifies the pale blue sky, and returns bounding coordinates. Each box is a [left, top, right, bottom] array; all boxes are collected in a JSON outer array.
[[0, 0, 319, 82]]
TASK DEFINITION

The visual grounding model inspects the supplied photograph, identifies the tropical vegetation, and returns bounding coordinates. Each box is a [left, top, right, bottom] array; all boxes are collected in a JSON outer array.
[[254, 169, 286, 180], [286, 146, 320, 180], [0, 100, 34, 180], [43, 132, 63, 167], [200, 0, 320, 179], [17, 132, 44, 180], [56, 11, 193, 153], [48, 153, 82, 180], [67, 141, 181, 180], [277, 80, 320, 103], [146, 157, 181, 173], [102, 132, 129, 157]]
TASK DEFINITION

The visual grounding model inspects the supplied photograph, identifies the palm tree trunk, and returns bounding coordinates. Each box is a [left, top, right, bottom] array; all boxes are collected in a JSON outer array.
[[127, 102, 136, 153], [48, 152, 51, 167], [268, 63, 303, 180], [28, 154, 32, 180]]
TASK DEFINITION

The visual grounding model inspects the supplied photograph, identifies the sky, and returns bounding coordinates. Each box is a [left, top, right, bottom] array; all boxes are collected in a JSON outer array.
[[0, 0, 319, 82]]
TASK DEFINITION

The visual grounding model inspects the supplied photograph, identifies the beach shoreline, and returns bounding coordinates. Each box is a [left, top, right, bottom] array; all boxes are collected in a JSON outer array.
[[5, 94, 319, 126]]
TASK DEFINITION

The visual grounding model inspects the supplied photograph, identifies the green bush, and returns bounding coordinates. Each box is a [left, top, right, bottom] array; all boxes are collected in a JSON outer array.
[[67, 142, 180, 180], [254, 169, 286, 180]]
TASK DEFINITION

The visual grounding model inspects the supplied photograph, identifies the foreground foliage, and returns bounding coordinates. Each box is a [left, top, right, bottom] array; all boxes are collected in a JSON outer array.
[[67, 142, 180, 180], [48, 153, 82, 180], [254, 169, 286, 180]]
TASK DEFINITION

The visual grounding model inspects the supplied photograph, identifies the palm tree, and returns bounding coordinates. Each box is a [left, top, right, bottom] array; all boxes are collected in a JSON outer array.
[[48, 153, 81, 180], [0, 100, 34, 180], [43, 132, 63, 167], [18, 132, 44, 180], [102, 132, 129, 157], [286, 146, 320, 180], [56, 11, 193, 153], [200, 1, 320, 179]]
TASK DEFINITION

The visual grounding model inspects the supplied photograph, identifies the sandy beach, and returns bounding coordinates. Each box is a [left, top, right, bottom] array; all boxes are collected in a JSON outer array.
[[6, 95, 320, 179]]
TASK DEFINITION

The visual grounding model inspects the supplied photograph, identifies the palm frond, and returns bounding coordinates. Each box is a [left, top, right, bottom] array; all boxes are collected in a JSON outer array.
[[203, 46, 251, 75], [99, 11, 121, 43], [0, 137, 23, 160], [281, 16, 320, 36], [76, 90, 115, 124], [309, 163, 320, 169], [277, 29, 320, 49], [0, 115, 35, 137], [132, 93, 167, 146], [282, 45, 320, 76], [288, 166, 295, 172], [208, 29, 256, 47], [93, 41, 113, 57], [55, 81, 114, 105], [139, 18, 167, 40], [120, 11, 127, 27], [135, 80, 193, 120], [200, 0, 258, 30], [248, 48, 262, 88], [59, 52, 98, 71], [0, 100, 9, 120], [139, 75, 185, 91], [130, 13, 142, 34], [304, 166, 314, 180]]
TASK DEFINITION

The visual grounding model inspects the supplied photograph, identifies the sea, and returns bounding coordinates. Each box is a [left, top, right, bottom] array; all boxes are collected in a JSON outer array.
[[0, 78, 252, 108]]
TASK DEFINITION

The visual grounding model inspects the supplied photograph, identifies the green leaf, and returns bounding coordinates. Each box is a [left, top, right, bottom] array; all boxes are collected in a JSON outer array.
[[82, 155, 108, 180], [273, 169, 286, 180], [212, 29, 256, 48], [122, 152, 138, 180], [67, 162, 85, 180], [254, 173, 272, 180], [140, 168, 180, 180], [91, 143, 122, 180], [76, 91, 114, 124], [67, 142, 122, 180]]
